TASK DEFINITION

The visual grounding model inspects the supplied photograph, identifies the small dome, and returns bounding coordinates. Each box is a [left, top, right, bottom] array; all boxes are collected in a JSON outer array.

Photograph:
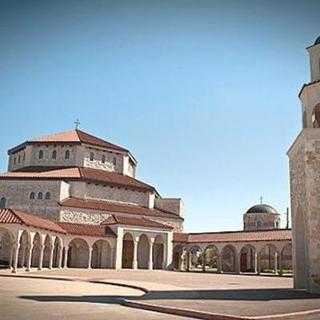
[[315, 36, 320, 45], [246, 204, 278, 214]]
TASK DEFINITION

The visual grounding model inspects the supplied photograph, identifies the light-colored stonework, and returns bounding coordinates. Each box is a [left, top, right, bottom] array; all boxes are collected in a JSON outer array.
[[288, 36, 320, 293]]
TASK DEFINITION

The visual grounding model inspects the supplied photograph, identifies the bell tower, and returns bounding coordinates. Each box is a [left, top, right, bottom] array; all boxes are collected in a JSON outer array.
[[288, 36, 320, 293]]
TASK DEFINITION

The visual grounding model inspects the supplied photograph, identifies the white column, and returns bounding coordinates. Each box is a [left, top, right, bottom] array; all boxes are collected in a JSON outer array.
[[217, 254, 222, 273], [115, 229, 123, 270], [88, 246, 93, 268], [11, 243, 20, 273], [235, 252, 240, 274], [48, 245, 54, 269], [57, 246, 63, 268], [63, 247, 68, 268], [133, 237, 139, 270], [26, 244, 33, 271], [274, 251, 279, 274], [148, 238, 155, 270], [38, 244, 44, 270]]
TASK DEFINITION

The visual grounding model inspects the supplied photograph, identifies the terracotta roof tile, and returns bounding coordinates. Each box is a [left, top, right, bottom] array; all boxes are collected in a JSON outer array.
[[0, 167, 156, 192], [0, 208, 66, 234], [102, 214, 173, 230], [60, 197, 183, 220], [173, 229, 291, 243], [57, 222, 116, 238]]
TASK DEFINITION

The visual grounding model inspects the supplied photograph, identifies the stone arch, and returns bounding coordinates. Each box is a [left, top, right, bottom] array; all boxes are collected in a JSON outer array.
[[52, 236, 62, 268], [42, 234, 53, 268], [312, 103, 320, 127], [153, 235, 164, 269], [187, 245, 203, 271], [240, 244, 256, 272], [122, 233, 134, 269], [0, 197, 7, 208], [221, 245, 237, 273], [67, 238, 89, 268], [91, 239, 112, 269], [172, 244, 184, 270], [203, 244, 220, 272], [31, 232, 42, 267], [280, 243, 293, 273], [0, 227, 14, 268], [18, 230, 30, 268], [137, 234, 150, 269], [259, 243, 278, 273]]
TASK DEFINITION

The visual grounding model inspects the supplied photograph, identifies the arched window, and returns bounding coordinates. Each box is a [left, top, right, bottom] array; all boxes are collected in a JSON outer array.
[[112, 157, 117, 166], [18, 155, 21, 163], [39, 150, 44, 159], [29, 192, 35, 200], [22, 152, 25, 161], [13, 157, 16, 165], [102, 155, 106, 163], [0, 197, 6, 208], [65, 150, 70, 160], [90, 152, 94, 161], [45, 192, 51, 200], [256, 220, 262, 228], [52, 150, 57, 159], [38, 192, 43, 200]]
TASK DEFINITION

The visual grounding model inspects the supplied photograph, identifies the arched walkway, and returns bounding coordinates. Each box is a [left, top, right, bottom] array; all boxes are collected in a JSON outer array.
[[259, 244, 278, 273], [31, 233, 42, 268], [42, 235, 52, 268], [153, 235, 164, 269], [91, 239, 112, 268], [221, 245, 237, 273], [67, 238, 89, 268], [0, 227, 14, 268], [52, 237, 62, 268], [240, 244, 256, 273], [18, 230, 30, 268], [187, 245, 203, 271], [203, 245, 220, 272], [280, 243, 292, 274], [172, 244, 184, 270], [137, 234, 149, 269], [122, 233, 134, 269]]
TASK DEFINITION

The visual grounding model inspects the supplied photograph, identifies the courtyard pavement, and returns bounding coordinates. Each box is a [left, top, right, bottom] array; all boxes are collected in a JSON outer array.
[[1, 269, 320, 320]]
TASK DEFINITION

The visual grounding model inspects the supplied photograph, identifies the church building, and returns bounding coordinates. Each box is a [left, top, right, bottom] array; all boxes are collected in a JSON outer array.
[[288, 35, 320, 293]]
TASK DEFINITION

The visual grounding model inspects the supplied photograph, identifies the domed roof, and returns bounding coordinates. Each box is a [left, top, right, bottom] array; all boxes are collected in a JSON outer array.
[[314, 36, 320, 45], [246, 204, 278, 214]]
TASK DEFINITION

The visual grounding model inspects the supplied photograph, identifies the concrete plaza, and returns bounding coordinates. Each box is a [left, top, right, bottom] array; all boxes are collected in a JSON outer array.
[[1, 269, 320, 319]]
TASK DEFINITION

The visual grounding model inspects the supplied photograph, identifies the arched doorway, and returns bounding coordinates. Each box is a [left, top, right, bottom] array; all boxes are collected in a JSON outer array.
[[240, 244, 256, 272], [31, 233, 42, 268], [259, 244, 278, 273], [67, 238, 89, 268], [42, 235, 52, 268], [52, 237, 62, 268], [18, 230, 30, 268], [122, 233, 134, 269], [137, 234, 149, 269], [221, 245, 237, 273], [91, 239, 112, 268], [153, 235, 164, 269], [0, 227, 14, 268], [172, 245, 184, 270], [203, 245, 219, 272], [280, 243, 293, 274]]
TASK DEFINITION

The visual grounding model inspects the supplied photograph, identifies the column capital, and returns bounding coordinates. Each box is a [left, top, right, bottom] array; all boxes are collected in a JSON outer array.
[[149, 237, 155, 245]]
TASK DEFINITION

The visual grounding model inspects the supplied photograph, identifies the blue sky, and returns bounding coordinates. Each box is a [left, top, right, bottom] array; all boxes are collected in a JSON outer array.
[[0, 0, 319, 232]]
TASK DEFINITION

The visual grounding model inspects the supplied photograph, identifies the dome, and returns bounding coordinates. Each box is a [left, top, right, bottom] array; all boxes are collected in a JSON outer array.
[[246, 204, 278, 214], [314, 36, 320, 45]]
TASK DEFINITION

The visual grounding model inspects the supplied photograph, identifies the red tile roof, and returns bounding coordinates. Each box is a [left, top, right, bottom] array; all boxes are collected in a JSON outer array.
[[102, 214, 173, 230], [57, 222, 116, 238], [59, 197, 183, 220], [0, 208, 66, 234], [0, 167, 156, 193], [173, 229, 292, 243], [8, 129, 128, 154]]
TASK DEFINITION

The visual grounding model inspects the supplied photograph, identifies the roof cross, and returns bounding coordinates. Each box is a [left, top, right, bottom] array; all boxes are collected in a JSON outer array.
[[259, 196, 263, 204], [74, 118, 80, 130]]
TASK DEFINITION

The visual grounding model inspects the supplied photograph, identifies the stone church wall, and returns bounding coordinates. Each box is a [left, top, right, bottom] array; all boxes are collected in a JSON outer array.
[[0, 179, 61, 220]]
